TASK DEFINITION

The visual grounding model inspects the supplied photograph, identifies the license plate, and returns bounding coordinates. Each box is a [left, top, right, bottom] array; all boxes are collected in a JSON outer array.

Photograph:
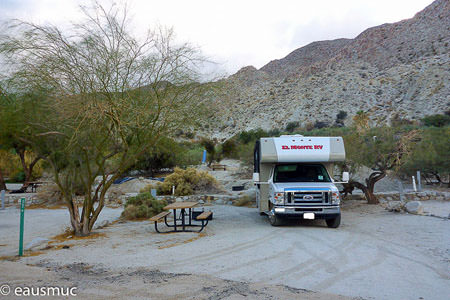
[[304, 213, 315, 219]]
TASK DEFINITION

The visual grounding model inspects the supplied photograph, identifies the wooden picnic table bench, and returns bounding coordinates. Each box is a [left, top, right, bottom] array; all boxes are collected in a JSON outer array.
[[196, 211, 212, 220], [211, 164, 226, 171], [151, 201, 212, 233], [149, 211, 171, 222]]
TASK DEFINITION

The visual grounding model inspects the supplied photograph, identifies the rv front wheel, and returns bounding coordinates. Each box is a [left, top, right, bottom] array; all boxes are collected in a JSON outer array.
[[269, 214, 282, 226], [326, 214, 341, 228]]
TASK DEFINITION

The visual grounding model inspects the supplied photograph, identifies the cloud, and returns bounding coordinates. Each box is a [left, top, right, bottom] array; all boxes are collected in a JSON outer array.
[[0, 0, 435, 75]]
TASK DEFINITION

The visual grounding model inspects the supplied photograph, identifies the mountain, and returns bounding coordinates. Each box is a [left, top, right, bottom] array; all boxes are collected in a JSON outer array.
[[205, 0, 450, 139]]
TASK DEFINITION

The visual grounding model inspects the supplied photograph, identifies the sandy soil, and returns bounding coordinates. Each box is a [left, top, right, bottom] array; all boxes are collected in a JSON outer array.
[[1, 202, 449, 299]]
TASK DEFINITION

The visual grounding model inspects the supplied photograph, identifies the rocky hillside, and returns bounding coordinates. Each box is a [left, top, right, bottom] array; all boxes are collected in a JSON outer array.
[[205, 0, 450, 139]]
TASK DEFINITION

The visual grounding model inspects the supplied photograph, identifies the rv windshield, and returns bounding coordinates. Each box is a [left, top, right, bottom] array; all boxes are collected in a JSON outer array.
[[273, 164, 331, 183]]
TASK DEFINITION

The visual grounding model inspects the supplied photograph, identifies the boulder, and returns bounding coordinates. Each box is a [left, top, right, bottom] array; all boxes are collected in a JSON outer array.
[[94, 220, 110, 230], [405, 201, 423, 215], [386, 201, 403, 212]]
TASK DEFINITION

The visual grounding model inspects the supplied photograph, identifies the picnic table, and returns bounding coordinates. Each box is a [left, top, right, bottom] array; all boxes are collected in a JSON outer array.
[[149, 201, 212, 233], [211, 164, 226, 171], [28, 181, 49, 193]]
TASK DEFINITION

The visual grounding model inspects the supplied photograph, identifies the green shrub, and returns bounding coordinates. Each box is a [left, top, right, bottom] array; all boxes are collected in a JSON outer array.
[[12, 171, 25, 183], [121, 192, 167, 220], [421, 114, 450, 127], [157, 167, 218, 196], [221, 139, 238, 158], [285, 122, 300, 133]]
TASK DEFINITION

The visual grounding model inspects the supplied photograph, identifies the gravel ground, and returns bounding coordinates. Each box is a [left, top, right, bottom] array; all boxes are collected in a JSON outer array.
[[1, 202, 449, 299]]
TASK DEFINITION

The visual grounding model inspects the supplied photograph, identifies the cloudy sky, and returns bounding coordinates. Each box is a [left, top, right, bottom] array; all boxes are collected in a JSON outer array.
[[0, 0, 434, 75]]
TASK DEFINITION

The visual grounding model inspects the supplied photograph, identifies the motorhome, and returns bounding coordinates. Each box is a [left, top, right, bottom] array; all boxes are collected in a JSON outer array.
[[253, 135, 348, 227]]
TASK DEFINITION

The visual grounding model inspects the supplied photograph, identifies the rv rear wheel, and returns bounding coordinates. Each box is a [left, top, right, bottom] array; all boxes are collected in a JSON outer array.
[[326, 214, 341, 228], [269, 214, 282, 226]]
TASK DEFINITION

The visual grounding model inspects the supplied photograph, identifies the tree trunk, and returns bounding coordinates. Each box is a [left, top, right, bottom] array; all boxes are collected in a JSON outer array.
[[350, 171, 386, 205], [15, 147, 42, 193], [0, 168, 7, 191]]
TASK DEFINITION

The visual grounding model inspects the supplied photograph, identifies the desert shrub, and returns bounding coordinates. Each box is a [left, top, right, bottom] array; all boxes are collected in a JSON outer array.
[[233, 195, 254, 207], [314, 121, 330, 129], [157, 167, 218, 196], [336, 110, 348, 121], [121, 192, 167, 220], [220, 139, 238, 158], [200, 138, 221, 166], [421, 114, 450, 127], [139, 184, 158, 194], [285, 121, 300, 133], [304, 122, 315, 131], [237, 128, 270, 145], [391, 114, 414, 127]]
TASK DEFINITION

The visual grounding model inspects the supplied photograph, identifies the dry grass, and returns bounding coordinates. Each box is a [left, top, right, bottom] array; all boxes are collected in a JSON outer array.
[[233, 195, 255, 207], [157, 167, 219, 196]]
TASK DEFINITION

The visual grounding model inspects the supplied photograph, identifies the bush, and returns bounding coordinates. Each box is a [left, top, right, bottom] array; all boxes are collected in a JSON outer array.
[[314, 121, 329, 129], [121, 192, 167, 220], [237, 128, 270, 144], [421, 114, 450, 127], [233, 195, 254, 207], [336, 110, 348, 121], [221, 139, 238, 158], [12, 171, 26, 183], [285, 122, 300, 133], [157, 167, 218, 196]]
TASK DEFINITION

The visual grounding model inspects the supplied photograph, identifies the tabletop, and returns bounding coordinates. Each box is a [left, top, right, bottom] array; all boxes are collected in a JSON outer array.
[[164, 202, 198, 210]]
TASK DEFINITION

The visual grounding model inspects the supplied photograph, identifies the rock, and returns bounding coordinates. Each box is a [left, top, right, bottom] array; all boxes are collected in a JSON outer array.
[[386, 201, 403, 212], [405, 201, 423, 215], [25, 237, 50, 251], [94, 220, 110, 229]]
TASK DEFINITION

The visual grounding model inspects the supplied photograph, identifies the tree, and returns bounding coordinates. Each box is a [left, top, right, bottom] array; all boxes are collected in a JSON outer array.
[[342, 127, 419, 204], [0, 2, 208, 236], [128, 137, 184, 176], [399, 127, 450, 186], [0, 87, 45, 192], [201, 138, 220, 166]]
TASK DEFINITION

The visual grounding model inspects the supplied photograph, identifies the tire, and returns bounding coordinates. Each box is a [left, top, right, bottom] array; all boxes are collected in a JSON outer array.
[[326, 214, 341, 228], [269, 214, 283, 226]]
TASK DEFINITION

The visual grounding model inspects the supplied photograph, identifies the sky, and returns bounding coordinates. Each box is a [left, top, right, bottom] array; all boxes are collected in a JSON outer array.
[[0, 0, 435, 75]]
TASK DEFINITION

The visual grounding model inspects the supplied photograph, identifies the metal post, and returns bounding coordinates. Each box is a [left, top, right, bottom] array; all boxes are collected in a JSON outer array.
[[1, 190, 5, 210], [416, 171, 422, 192], [412, 176, 417, 192], [19, 197, 25, 256], [398, 181, 404, 202]]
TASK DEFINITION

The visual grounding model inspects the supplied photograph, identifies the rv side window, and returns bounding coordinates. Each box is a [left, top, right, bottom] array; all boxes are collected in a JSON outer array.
[[273, 164, 331, 183]]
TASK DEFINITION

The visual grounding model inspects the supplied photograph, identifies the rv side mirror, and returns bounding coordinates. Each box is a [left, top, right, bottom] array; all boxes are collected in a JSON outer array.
[[342, 172, 349, 182], [252, 173, 260, 182]]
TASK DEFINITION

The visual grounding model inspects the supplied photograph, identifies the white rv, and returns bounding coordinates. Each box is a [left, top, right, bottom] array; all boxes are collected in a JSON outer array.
[[253, 135, 348, 227]]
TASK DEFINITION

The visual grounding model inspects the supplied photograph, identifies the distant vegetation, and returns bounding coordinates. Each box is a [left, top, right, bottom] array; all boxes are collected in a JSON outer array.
[[215, 112, 449, 203]]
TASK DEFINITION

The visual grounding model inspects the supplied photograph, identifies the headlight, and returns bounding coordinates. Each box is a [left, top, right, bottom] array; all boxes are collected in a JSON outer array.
[[274, 192, 284, 204], [331, 192, 340, 205]]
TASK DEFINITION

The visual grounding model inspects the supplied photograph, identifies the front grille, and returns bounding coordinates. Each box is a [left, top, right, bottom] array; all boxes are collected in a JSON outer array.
[[285, 190, 331, 205]]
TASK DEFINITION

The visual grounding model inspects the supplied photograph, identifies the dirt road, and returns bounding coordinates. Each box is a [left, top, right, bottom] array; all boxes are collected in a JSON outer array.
[[1, 202, 449, 299]]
